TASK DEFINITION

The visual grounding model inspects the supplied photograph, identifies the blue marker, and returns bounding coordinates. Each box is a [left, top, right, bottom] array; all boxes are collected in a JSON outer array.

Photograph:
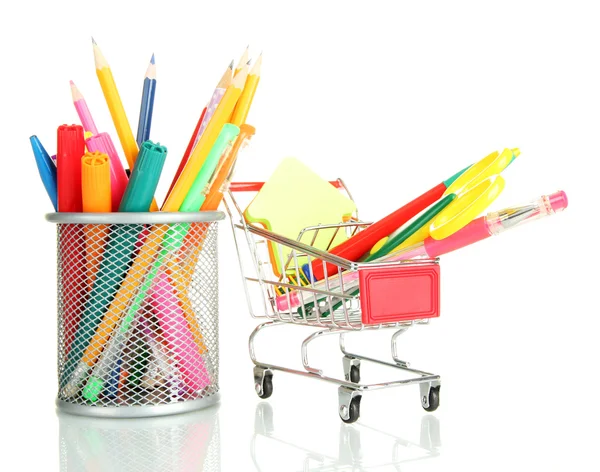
[[30, 135, 58, 210]]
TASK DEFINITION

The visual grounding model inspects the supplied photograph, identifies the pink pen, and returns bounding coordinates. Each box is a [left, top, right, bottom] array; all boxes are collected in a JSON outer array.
[[150, 271, 210, 393], [390, 190, 568, 261], [70, 81, 99, 136], [276, 191, 568, 312], [85, 132, 129, 211]]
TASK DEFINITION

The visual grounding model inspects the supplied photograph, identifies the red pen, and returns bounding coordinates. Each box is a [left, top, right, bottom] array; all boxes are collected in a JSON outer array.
[[57, 124, 85, 212]]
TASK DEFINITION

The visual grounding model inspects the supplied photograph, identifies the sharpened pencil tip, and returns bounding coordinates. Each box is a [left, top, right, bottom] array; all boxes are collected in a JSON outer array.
[[150, 53, 155, 64], [228, 59, 234, 69], [69, 80, 75, 86], [91, 36, 97, 45]]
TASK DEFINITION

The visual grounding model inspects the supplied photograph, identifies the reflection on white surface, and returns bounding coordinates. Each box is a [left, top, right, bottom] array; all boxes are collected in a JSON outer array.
[[58, 406, 220, 471], [251, 403, 441, 471]]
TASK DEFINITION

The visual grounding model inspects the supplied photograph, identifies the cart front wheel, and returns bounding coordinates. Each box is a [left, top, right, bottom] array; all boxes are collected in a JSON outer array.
[[340, 395, 361, 424], [422, 386, 440, 412], [255, 371, 273, 399]]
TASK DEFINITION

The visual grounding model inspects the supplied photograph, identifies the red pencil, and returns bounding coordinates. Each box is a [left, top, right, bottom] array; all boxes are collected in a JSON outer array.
[[165, 106, 207, 198]]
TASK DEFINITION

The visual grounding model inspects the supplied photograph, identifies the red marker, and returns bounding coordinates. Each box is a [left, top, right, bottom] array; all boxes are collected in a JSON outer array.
[[57, 124, 85, 211]]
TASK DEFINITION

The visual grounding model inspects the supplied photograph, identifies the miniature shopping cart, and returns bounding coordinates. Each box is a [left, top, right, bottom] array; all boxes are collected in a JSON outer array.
[[225, 180, 442, 424]]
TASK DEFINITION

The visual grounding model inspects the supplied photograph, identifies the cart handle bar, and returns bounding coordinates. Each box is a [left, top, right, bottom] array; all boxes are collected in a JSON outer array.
[[229, 181, 344, 192]]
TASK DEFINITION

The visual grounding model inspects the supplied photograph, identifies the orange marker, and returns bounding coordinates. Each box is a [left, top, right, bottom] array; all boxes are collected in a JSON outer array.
[[81, 152, 112, 290]]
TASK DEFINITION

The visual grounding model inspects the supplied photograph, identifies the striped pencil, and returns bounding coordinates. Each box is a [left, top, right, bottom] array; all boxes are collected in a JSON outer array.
[[166, 61, 232, 197], [192, 61, 233, 150]]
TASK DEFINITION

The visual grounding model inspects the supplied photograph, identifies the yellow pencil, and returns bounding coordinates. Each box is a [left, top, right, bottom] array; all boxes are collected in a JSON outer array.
[[92, 38, 158, 211], [234, 45, 249, 76], [162, 65, 248, 211], [231, 53, 262, 126], [92, 38, 138, 170]]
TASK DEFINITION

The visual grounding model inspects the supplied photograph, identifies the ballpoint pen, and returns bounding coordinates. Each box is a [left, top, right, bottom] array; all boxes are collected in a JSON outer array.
[[281, 190, 568, 314], [80, 129, 237, 401]]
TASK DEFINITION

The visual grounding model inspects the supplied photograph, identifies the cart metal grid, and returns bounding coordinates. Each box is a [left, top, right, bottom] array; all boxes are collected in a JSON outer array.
[[225, 180, 442, 423]]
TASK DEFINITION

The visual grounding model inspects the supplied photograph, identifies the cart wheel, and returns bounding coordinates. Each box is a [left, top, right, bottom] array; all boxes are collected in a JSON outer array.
[[350, 365, 360, 384], [340, 395, 361, 424], [422, 386, 440, 412], [256, 372, 273, 399]]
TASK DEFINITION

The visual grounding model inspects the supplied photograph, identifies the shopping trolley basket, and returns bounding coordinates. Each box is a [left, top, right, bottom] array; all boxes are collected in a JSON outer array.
[[225, 180, 442, 423]]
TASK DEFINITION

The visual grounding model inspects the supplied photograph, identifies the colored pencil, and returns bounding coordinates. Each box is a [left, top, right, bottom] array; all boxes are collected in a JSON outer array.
[[92, 38, 138, 170], [192, 61, 233, 150], [162, 65, 248, 211], [70, 81, 99, 135], [136, 54, 157, 147], [93, 38, 157, 210], [234, 45, 249, 76], [166, 106, 206, 198], [231, 53, 262, 126], [166, 61, 232, 199]]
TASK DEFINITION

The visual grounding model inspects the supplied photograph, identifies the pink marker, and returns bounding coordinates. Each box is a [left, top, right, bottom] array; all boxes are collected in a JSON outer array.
[[70, 81, 99, 136], [85, 132, 129, 211], [276, 191, 568, 312], [150, 271, 210, 393]]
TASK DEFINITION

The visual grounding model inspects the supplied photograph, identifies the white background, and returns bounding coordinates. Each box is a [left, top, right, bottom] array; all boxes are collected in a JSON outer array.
[[0, 0, 597, 470]]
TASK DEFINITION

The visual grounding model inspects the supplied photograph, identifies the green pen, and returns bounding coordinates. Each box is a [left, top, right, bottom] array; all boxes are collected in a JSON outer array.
[[82, 125, 239, 402], [60, 141, 167, 388]]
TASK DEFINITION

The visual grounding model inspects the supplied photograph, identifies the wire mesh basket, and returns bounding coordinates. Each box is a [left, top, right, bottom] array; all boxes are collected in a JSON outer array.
[[46, 212, 224, 418]]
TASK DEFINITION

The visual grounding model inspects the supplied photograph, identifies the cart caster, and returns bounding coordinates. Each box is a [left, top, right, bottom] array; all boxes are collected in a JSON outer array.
[[420, 382, 440, 412], [342, 356, 361, 384], [338, 386, 361, 424], [254, 367, 274, 399]]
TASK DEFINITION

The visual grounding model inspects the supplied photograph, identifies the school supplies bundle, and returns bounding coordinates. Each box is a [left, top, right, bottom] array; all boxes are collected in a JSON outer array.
[[229, 147, 567, 423], [239, 149, 567, 316], [35, 40, 261, 414]]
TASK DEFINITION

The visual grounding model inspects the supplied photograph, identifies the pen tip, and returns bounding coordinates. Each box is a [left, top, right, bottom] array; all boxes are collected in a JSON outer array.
[[91, 36, 97, 45], [150, 53, 155, 64]]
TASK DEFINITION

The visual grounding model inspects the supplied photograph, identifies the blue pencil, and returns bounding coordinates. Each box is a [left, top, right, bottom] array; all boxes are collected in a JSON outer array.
[[136, 54, 156, 147]]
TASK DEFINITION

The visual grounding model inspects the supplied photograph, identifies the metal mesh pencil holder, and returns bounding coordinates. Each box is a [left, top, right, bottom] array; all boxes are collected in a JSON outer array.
[[46, 211, 224, 418]]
